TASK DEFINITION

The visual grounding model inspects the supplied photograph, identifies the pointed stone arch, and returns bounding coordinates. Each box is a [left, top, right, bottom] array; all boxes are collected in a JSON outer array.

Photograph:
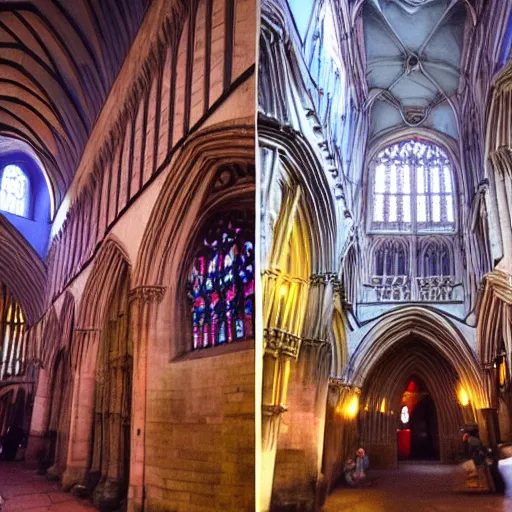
[[346, 307, 485, 407], [64, 237, 131, 494], [134, 121, 255, 287]]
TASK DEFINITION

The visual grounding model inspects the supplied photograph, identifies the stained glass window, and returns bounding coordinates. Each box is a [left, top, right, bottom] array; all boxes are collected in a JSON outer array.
[[371, 139, 455, 233], [187, 215, 254, 350], [0, 165, 30, 218]]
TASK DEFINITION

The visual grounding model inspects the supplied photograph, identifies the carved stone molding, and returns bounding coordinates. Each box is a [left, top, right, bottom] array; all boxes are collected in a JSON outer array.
[[262, 268, 281, 279], [262, 404, 288, 417], [310, 273, 338, 286], [301, 337, 330, 351], [264, 328, 301, 359], [328, 377, 361, 394], [129, 286, 166, 305]]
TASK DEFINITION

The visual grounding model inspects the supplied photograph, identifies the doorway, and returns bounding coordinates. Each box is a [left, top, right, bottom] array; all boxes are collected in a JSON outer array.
[[398, 378, 439, 461]]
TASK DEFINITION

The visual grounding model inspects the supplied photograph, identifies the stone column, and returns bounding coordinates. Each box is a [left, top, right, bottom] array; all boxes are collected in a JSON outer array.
[[62, 328, 101, 490], [127, 286, 165, 512], [496, 167, 512, 268], [322, 380, 361, 491], [261, 329, 299, 512], [25, 361, 48, 467]]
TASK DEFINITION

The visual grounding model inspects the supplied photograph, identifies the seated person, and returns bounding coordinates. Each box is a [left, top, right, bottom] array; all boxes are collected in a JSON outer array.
[[344, 448, 369, 486]]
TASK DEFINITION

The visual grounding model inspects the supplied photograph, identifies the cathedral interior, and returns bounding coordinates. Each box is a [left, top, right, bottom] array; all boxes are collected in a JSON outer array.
[[260, 0, 512, 510], [0, 1, 255, 511], [0, 0, 511, 511]]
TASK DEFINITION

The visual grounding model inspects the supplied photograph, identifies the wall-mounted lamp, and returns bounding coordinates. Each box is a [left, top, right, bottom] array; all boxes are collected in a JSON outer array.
[[458, 387, 470, 407], [344, 395, 359, 419], [496, 349, 508, 393]]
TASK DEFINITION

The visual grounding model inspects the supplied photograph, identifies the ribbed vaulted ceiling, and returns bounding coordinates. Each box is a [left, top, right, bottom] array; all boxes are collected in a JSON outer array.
[[363, 0, 470, 139], [0, 0, 149, 207]]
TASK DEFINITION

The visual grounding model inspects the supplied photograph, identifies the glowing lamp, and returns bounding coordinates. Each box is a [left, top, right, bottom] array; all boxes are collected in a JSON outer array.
[[458, 387, 470, 407], [344, 395, 359, 419], [379, 398, 386, 413]]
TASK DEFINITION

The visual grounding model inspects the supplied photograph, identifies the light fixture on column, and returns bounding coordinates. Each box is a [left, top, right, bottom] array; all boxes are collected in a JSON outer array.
[[344, 394, 359, 419], [458, 386, 470, 407], [496, 348, 508, 394]]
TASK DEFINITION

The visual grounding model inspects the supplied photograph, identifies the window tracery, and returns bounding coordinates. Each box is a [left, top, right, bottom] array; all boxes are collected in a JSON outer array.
[[188, 215, 254, 350], [418, 240, 455, 301], [0, 164, 30, 218], [371, 239, 410, 301], [371, 139, 455, 234]]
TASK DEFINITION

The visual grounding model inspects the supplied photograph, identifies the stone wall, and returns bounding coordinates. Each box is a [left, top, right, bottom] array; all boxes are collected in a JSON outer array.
[[145, 344, 255, 511]]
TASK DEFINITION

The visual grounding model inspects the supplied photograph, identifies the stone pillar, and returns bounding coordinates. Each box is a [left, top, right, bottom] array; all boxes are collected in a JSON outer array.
[[127, 286, 165, 512], [261, 330, 297, 512], [62, 329, 101, 490], [496, 168, 512, 268], [25, 361, 48, 467], [322, 380, 361, 493]]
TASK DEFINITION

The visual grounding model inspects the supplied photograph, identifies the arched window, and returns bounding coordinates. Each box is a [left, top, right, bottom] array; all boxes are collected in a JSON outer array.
[[371, 139, 455, 233], [0, 284, 25, 378], [0, 164, 30, 218], [374, 239, 408, 277], [421, 240, 453, 278], [418, 239, 455, 301], [371, 239, 410, 301], [188, 215, 254, 350]]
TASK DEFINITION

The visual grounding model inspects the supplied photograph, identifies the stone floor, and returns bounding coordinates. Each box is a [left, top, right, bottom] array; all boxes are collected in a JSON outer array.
[[323, 462, 509, 512], [0, 462, 97, 511]]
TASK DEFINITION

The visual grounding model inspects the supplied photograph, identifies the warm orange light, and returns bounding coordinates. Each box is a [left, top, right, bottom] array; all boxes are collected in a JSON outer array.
[[458, 387, 470, 407], [500, 359, 507, 388], [380, 398, 386, 413], [344, 395, 359, 419], [280, 284, 287, 297]]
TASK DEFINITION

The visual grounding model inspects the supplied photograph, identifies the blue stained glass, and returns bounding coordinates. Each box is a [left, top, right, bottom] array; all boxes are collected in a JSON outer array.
[[218, 323, 226, 344], [236, 319, 244, 339]]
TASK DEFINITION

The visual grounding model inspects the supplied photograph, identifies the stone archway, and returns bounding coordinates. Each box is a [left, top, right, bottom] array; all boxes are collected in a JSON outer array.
[[63, 238, 132, 508], [359, 336, 465, 467]]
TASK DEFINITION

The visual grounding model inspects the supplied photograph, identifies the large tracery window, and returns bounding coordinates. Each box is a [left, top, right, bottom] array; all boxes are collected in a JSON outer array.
[[371, 139, 455, 233], [0, 164, 30, 218], [188, 214, 254, 350]]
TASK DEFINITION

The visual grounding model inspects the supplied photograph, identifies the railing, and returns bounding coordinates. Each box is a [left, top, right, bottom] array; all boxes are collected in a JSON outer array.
[[367, 275, 458, 302], [369, 276, 410, 302], [416, 276, 455, 301]]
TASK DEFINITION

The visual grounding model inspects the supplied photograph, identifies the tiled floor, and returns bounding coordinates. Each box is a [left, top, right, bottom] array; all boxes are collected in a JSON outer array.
[[323, 462, 509, 512], [0, 462, 97, 511]]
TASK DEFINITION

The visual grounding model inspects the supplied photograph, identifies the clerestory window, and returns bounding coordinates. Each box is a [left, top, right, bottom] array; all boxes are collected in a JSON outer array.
[[370, 139, 455, 233], [0, 164, 30, 218]]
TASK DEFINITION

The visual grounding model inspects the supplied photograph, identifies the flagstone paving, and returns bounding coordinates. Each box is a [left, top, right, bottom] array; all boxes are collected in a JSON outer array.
[[323, 462, 508, 512], [0, 462, 97, 511]]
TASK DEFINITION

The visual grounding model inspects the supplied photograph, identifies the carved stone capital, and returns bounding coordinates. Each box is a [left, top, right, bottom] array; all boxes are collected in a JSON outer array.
[[309, 273, 326, 286], [264, 328, 301, 359], [301, 337, 330, 350], [262, 268, 281, 279], [262, 404, 287, 417], [328, 378, 361, 393], [129, 286, 166, 305]]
